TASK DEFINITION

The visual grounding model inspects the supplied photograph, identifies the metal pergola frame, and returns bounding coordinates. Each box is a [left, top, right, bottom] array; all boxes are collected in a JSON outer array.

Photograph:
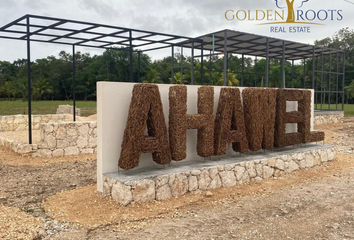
[[0, 15, 345, 145]]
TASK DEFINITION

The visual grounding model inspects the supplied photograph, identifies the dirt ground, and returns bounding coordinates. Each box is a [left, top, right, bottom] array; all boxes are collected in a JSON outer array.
[[0, 118, 354, 239]]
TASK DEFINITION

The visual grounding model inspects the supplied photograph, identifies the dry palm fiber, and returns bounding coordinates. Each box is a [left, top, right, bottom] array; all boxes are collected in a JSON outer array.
[[275, 89, 324, 148], [299, 90, 325, 143], [214, 88, 249, 155], [242, 88, 277, 151], [169, 86, 214, 161], [118, 84, 171, 170]]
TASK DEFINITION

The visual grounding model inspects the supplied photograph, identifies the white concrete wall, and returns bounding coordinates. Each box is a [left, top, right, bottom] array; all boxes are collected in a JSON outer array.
[[97, 82, 314, 192]]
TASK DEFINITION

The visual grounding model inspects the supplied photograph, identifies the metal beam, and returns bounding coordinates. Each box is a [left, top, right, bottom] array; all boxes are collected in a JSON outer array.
[[26, 16, 32, 144], [129, 31, 133, 82], [191, 41, 194, 85], [171, 46, 174, 84], [223, 31, 228, 86], [72, 45, 76, 122]]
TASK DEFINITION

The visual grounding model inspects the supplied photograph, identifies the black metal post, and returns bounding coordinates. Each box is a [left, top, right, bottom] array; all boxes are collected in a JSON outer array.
[[254, 56, 257, 87], [291, 60, 294, 88], [26, 16, 32, 144], [138, 51, 141, 82], [181, 46, 183, 84], [201, 40, 204, 85], [343, 52, 345, 111], [312, 47, 315, 90], [329, 51, 332, 110], [303, 58, 306, 88], [209, 50, 212, 85], [191, 41, 194, 85], [72, 45, 76, 122], [129, 31, 133, 82], [281, 41, 285, 88], [241, 54, 244, 86], [321, 49, 324, 110], [223, 31, 228, 86], [266, 38, 269, 87], [336, 52, 339, 110], [171, 46, 174, 84]]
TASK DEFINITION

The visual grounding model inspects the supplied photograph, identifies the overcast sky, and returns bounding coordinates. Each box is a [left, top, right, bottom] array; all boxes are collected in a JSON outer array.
[[0, 0, 352, 62]]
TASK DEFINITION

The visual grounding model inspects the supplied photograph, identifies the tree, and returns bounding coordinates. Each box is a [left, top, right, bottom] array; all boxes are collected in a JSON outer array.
[[142, 69, 163, 83], [217, 70, 240, 86], [32, 78, 53, 100], [345, 80, 354, 103]]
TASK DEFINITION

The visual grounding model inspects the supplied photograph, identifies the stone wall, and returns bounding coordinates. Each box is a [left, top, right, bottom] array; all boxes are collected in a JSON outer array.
[[0, 114, 73, 132], [0, 121, 97, 158], [314, 111, 344, 125], [56, 105, 81, 116], [37, 121, 97, 157], [102, 146, 335, 206]]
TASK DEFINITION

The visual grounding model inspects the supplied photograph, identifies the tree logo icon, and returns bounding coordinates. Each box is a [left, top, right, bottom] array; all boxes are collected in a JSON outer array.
[[275, 0, 310, 23]]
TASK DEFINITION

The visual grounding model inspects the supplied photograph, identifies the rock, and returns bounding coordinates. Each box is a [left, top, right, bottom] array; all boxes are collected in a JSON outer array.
[[198, 170, 211, 190], [209, 167, 219, 179], [170, 174, 188, 197], [314, 153, 321, 166], [57, 140, 69, 148], [156, 175, 169, 188], [320, 150, 328, 162], [275, 159, 285, 170], [327, 149, 335, 161], [191, 170, 201, 176], [246, 162, 257, 178], [224, 163, 235, 171], [205, 191, 213, 197], [56, 127, 66, 140], [64, 146, 80, 156], [234, 166, 245, 181], [81, 148, 94, 154], [52, 149, 64, 157], [67, 128, 78, 136], [156, 184, 172, 200], [219, 171, 236, 187], [304, 153, 314, 168], [37, 149, 52, 157], [76, 136, 88, 148], [208, 175, 222, 189], [46, 134, 57, 148], [287, 160, 299, 173], [267, 158, 276, 167], [255, 164, 263, 177], [78, 124, 89, 136], [111, 182, 132, 206], [263, 166, 274, 179], [130, 180, 155, 203], [88, 138, 97, 148], [239, 171, 250, 184], [188, 175, 198, 192]]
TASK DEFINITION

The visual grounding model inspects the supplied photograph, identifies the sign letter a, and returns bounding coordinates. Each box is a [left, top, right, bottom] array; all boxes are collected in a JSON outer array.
[[214, 88, 249, 155], [119, 84, 171, 170]]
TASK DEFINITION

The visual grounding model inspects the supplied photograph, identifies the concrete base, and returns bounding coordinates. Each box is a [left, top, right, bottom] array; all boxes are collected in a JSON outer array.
[[103, 144, 335, 206]]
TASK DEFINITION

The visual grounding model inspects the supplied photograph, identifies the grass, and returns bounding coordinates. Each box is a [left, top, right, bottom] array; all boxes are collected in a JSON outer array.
[[315, 104, 354, 116], [0, 100, 96, 117]]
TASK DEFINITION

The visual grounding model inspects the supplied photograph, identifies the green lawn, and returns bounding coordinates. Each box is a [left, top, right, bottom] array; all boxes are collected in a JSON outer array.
[[315, 104, 354, 116], [0, 100, 96, 117]]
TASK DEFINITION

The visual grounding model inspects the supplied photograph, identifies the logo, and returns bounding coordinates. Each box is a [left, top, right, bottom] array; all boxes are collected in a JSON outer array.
[[225, 0, 343, 32]]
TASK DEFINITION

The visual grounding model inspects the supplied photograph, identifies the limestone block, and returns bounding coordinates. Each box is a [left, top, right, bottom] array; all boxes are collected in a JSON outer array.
[[88, 137, 97, 148], [170, 174, 188, 197], [267, 158, 276, 167], [130, 180, 155, 203], [56, 127, 67, 140], [52, 149, 64, 157], [77, 136, 88, 148], [191, 170, 201, 176], [188, 175, 198, 192], [57, 140, 69, 148], [156, 175, 169, 188], [67, 128, 78, 136], [209, 167, 219, 180], [234, 166, 246, 181], [46, 134, 57, 148], [156, 184, 172, 200], [208, 175, 222, 189], [198, 170, 211, 190], [263, 166, 274, 179], [81, 148, 94, 154], [255, 164, 263, 177], [112, 182, 132, 206], [275, 159, 285, 171], [64, 146, 80, 156], [246, 162, 257, 178], [320, 150, 328, 162], [37, 149, 52, 157], [219, 171, 236, 187], [327, 149, 335, 161], [78, 124, 89, 136]]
